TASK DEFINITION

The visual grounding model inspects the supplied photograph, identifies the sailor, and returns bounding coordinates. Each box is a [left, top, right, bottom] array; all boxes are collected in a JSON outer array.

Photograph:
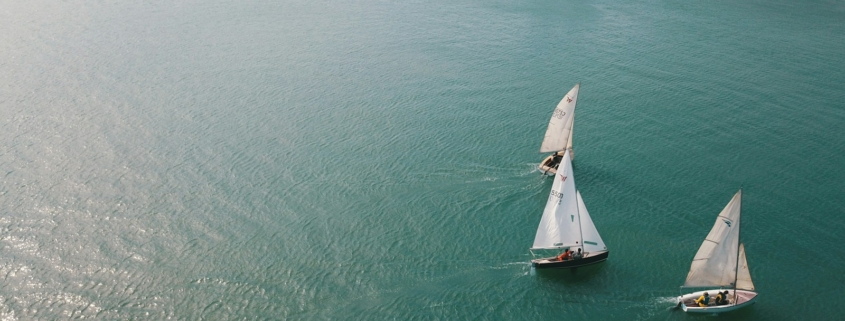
[[556, 249, 572, 261], [551, 152, 563, 165], [572, 248, 582, 259], [714, 292, 724, 305], [717, 291, 729, 305], [694, 292, 710, 307]]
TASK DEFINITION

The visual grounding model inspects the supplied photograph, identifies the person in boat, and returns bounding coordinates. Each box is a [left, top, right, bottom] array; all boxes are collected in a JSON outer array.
[[694, 292, 710, 307], [550, 152, 563, 167], [714, 291, 724, 305], [572, 248, 582, 259], [716, 291, 729, 305], [556, 249, 572, 261]]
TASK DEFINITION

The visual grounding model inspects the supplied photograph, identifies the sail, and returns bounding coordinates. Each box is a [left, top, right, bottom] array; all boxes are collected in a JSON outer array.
[[566, 111, 575, 159], [576, 190, 606, 253], [683, 190, 742, 288], [539, 84, 579, 153], [532, 150, 580, 250], [736, 243, 755, 291]]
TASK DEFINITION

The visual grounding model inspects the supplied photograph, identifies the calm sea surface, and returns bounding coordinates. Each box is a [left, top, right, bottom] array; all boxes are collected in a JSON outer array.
[[2, 0, 844, 319]]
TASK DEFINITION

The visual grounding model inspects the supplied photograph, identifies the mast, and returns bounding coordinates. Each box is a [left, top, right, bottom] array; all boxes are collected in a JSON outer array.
[[733, 189, 742, 303]]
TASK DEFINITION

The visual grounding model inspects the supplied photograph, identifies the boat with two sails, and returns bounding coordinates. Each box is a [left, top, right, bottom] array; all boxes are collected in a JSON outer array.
[[677, 190, 758, 313], [530, 149, 608, 269]]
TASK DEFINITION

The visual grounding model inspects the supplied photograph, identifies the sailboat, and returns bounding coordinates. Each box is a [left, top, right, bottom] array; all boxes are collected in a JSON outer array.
[[538, 83, 579, 176], [677, 190, 757, 313], [530, 149, 608, 269]]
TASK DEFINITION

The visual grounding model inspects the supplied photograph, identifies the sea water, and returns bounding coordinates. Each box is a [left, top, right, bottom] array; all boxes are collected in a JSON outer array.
[[1, 0, 844, 319]]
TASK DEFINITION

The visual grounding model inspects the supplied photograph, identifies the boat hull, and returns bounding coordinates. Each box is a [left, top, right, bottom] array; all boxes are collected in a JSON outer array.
[[538, 154, 559, 176], [532, 251, 608, 269], [678, 289, 757, 313]]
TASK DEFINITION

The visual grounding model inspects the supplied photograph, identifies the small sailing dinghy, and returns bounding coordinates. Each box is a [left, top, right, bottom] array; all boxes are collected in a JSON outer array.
[[530, 149, 608, 269], [677, 190, 757, 313], [538, 83, 579, 176]]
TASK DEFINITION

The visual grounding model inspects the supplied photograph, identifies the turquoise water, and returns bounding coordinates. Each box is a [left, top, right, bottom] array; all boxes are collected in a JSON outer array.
[[2, 0, 844, 319]]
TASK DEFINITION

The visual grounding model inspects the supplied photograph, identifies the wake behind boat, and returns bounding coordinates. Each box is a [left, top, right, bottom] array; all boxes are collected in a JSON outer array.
[[677, 190, 758, 313], [538, 83, 579, 176], [530, 149, 608, 269]]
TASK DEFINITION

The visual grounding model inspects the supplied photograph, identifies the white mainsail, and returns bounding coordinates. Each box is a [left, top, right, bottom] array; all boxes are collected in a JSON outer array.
[[683, 190, 743, 288], [539, 84, 579, 154], [576, 190, 607, 253], [532, 150, 581, 250]]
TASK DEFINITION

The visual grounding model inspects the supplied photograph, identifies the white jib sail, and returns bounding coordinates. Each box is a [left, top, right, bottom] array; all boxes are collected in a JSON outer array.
[[736, 243, 755, 291], [532, 150, 580, 250], [576, 190, 606, 253], [683, 190, 742, 288], [540, 84, 579, 153]]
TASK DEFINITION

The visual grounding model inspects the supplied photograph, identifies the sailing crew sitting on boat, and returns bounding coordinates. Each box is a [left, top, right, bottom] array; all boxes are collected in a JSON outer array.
[[716, 291, 729, 305], [556, 249, 572, 261], [572, 248, 582, 259], [550, 152, 563, 166], [694, 292, 710, 307], [713, 292, 724, 305]]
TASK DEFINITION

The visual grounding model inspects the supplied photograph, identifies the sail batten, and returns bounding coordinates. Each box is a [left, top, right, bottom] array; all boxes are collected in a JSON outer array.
[[539, 84, 579, 153]]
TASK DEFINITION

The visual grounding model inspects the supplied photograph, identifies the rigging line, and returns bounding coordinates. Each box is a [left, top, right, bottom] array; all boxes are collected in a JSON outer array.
[[575, 189, 584, 252]]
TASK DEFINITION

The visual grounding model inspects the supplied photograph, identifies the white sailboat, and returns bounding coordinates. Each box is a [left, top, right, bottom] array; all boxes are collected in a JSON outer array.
[[677, 190, 757, 313], [530, 149, 608, 269], [538, 83, 579, 176]]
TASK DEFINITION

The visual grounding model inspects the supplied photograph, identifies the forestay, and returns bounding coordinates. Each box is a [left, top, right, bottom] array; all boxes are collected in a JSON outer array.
[[539, 84, 579, 153], [532, 150, 580, 250], [683, 190, 743, 288]]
